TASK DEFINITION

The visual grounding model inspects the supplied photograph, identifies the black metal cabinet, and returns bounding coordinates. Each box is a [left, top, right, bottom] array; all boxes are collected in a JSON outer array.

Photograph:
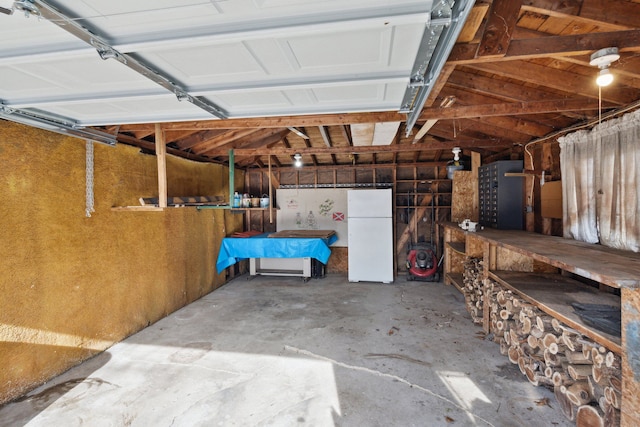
[[479, 160, 524, 230]]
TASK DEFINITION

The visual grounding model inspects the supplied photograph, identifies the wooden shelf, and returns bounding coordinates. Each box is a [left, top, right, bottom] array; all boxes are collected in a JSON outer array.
[[111, 206, 164, 212], [488, 270, 621, 354], [446, 241, 466, 255], [469, 227, 640, 289], [196, 206, 275, 211], [446, 272, 464, 293]]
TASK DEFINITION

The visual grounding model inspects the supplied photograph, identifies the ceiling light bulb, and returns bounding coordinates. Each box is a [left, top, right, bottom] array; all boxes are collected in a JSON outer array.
[[596, 68, 614, 87], [293, 153, 302, 168], [452, 147, 461, 161]]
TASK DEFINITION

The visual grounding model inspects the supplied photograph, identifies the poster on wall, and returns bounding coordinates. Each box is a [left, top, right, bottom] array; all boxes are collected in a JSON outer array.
[[276, 188, 348, 247]]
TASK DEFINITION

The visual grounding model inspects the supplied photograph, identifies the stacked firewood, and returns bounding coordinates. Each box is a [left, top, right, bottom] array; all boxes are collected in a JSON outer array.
[[462, 257, 483, 324], [486, 278, 622, 426]]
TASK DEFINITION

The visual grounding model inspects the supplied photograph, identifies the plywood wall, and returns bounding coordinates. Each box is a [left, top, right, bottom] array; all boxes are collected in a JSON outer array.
[[0, 121, 243, 404]]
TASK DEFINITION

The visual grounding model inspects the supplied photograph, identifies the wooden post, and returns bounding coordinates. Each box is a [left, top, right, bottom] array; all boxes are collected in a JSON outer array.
[[525, 174, 535, 232], [444, 227, 452, 286], [268, 155, 273, 224], [229, 149, 235, 207], [471, 152, 480, 222], [154, 123, 167, 208], [482, 241, 492, 333]]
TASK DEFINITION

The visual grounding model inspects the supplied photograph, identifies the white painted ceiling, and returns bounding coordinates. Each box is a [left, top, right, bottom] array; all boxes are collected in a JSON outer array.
[[0, 0, 470, 129]]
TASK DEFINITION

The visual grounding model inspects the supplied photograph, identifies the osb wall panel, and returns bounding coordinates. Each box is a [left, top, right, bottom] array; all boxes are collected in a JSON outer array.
[[451, 170, 477, 223], [0, 121, 243, 404], [495, 247, 533, 272], [327, 247, 348, 273]]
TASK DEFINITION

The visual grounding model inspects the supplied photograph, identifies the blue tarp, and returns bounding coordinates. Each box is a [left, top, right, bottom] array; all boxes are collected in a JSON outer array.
[[216, 233, 338, 273]]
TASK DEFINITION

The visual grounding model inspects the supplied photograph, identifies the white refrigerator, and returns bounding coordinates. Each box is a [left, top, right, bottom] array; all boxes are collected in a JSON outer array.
[[348, 189, 394, 283]]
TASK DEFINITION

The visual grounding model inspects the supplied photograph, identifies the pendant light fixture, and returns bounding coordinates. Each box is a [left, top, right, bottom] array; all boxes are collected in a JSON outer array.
[[293, 153, 303, 168], [590, 47, 619, 87]]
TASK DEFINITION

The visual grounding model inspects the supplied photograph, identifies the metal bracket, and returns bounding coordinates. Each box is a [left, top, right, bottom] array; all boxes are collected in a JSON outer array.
[[0, 101, 117, 145], [400, 0, 476, 136]]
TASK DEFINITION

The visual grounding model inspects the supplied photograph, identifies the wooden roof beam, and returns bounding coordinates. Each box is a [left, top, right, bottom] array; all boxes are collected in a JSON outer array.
[[449, 29, 640, 64], [173, 129, 230, 150], [114, 133, 223, 163], [215, 139, 516, 157], [476, 0, 522, 58], [121, 111, 406, 132], [465, 61, 635, 104], [318, 126, 337, 165], [418, 98, 607, 121], [523, 0, 640, 29], [303, 129, 319, 166]]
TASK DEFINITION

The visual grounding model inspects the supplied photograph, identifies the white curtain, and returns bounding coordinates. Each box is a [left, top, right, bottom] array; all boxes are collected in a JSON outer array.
[[558, 109, 640, 252]]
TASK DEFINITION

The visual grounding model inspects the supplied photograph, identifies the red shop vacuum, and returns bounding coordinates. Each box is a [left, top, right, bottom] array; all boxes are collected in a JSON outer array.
[[405, 188, 440, 282]]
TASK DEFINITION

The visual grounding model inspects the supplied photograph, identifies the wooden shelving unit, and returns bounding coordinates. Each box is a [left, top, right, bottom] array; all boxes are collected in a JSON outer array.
[[441, 222, 640, 426], [446, 272, 464, 293], [488, 270, 621, 353], [394, 164, 452, 276], [446, 241, 466, 255]]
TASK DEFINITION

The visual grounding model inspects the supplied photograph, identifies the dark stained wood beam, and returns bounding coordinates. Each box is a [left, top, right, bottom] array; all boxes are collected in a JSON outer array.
[[476, 0, 522, 58], [197, 128, 288, 155], [453, 117, 533, 143], [465, 61, 636, 104], [447, 68, 567, 103], [171, 129, 227, 149], [114, 134, 223, 163], [270, 155, 282, 168], [236, 130, 289, 150], [444, 87, 556, 136], [122, 111, 406, 131], [449, 30, 640, 64], [236, 156, 259, 168], [183, 129, 257, 151], [164, 130, 201, 144], [523, 0, 640, 29], [192, 128, 288, 154], [340, 125, 353, 146], [418, 98, 606, 120], [241, 161, 450, 172], [113, 97, 612, 141], [213, 139, 516, 156]]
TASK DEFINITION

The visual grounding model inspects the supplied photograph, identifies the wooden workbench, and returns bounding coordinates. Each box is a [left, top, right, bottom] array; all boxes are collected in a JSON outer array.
[[441, 222, 640, 426], [268, 230, 336, 239]]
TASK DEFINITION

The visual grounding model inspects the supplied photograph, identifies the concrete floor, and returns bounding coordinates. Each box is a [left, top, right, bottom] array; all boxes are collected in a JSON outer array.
[[0, 274, 572, 427]]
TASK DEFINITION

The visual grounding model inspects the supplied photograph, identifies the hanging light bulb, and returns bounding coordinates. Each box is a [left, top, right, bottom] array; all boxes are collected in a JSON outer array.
[[596, 68, 614, 87], [590, 47, 619, 87], [293, 153, 303, 168], [452, 147, 461, 164]]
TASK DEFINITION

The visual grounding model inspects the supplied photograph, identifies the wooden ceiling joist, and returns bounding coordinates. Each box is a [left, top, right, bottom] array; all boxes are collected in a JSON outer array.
[[418, 98, 606, 120], [449, 29, 640, 64], [476, 0, 522, 58], [216, 139, 516, 157]]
